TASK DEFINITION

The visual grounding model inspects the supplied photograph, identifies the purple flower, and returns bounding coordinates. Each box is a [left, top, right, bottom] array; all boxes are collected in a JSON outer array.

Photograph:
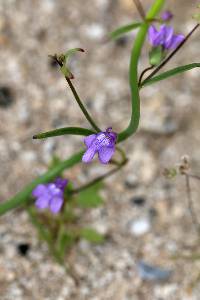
[[161, 11, 173, 22], [148, 24, 184, 50], [32, 178, 68, 214], [82, 127, 117, 164]]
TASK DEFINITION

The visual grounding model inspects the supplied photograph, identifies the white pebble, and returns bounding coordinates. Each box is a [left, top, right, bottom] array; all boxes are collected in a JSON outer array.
[[84, 23, 105, 40], [129, 217, 151, 236]]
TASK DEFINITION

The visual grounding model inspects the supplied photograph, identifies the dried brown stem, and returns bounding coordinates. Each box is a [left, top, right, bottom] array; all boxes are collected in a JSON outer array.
[[138, 65, 154, 86], [185, 174, 200, 235], [133, 0, 146, 20]]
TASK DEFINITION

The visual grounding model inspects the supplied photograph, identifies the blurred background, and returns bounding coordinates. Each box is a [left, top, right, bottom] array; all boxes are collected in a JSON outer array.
[[0, 0, 200, 299]]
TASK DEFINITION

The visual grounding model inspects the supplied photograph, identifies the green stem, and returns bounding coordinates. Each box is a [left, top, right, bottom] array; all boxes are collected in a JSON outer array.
[[0, 0, 165, 217], [66, 79, 101, 132], [27, 207, 62, 262], [138, 65, 154, 87], [27, 206, 80, 284], [116, 146, 127, 162], [141, 23, 200, 85], [117, 0, 165, 143], [71, 158, 127, 194], [0, 151, 83, 216], [0, 146, 127, 216], [51, 55, 101, 132]]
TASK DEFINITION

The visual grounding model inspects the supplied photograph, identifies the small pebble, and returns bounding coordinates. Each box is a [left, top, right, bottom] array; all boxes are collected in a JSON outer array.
[[84, 23, 105, 40], [17, 243, 30, 256], [129, 217, 151, 236], [115, 36, 128, 47], [125, 173, 139, 188], [137, 261, 172, 281], [130, 196, 146, 207], [0, 86, 14, 108], [149, 207, 158, 218]]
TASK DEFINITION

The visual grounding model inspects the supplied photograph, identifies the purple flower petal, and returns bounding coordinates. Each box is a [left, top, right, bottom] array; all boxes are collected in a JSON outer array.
[[108, 132, 117, 143], [32, 184, 48, 198], [96, 133, 110, 147], [148, 25, 159, 46], [148, 24, 184, 51], [106, 127, 113, 133], [151, 26, 166, 47], [161, 11, 173, 21], [54, 178, 68, 190], [82, 147, 97, 163], [82, 128, 117, 164], [163, 26, 174, 48], [84, 134, 97, 148], [35, 196, 50, 210], [98, 146, 115, 164], [48, 183, 63, 197], [153, 24, 167, 46], [49, 196, 64, 214], [168, 34, 184, 49], [32, 179, 68, 214]]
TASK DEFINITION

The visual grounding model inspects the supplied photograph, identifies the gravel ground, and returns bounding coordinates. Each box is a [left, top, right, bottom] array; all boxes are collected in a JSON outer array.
[[0, 0, 200, 299]]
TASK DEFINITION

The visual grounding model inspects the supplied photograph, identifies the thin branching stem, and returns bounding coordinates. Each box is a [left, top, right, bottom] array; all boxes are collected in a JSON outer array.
[[185, 174, 200, 235], [187, 173, 200, 181], [142, 24, 200, 84], [66, 79, 101, 132], [133, 0, 146, 20], [118, 0, 165, 142], [51, 56, 101, 132], [71, 159, 128, 194], [27, 207, 80, 286], [138, 65, 154, 86]]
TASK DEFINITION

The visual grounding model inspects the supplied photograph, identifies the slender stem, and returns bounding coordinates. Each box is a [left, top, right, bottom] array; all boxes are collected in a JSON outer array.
[[71, 159, 127, 194], [52, 56, 101, 132], [146, 18, 162, 23], [142, 24, 200, 84], [118, 0, 165, 143], [66, 79, 101, 132], [185, 174, 200, 234], [27, 207, 80, 285], [138, 65, 154, 86], [133, 0, 146, 20], [116, 146, 127, 162], [187, 173, 200, 181], [0, 151, 84, 216], [27, 207, 58, 258]]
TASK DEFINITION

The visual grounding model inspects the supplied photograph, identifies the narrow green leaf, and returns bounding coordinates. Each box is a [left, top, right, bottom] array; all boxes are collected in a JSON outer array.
[[76, 183, 103, 208], [110, 22, 142, 40], [50, 48, 85, 79], [141, 63, 200, 87], [64, 48, 85, 59], [57, 227, 76, 258], [80, 228, 104, 244], [33, 127, 95, 139], [48, 155, 62, 170], [0, 151, 83, 216]]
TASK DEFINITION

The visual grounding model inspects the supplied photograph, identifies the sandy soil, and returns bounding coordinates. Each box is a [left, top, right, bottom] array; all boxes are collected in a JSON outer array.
[[0, 0, 200, 299]]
